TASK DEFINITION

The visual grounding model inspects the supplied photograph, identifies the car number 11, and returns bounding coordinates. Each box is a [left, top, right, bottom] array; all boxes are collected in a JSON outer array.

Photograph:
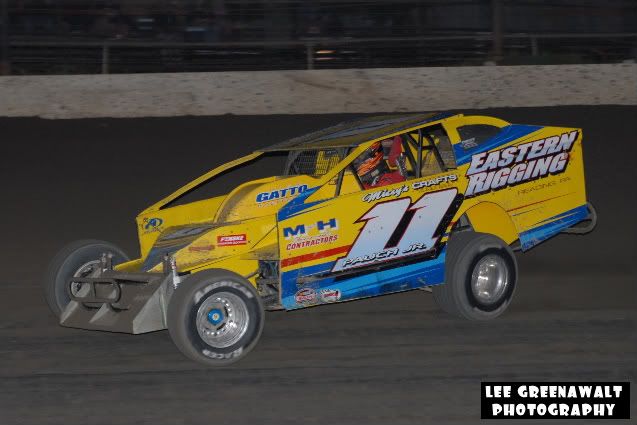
[[332, 188, 458, 272]]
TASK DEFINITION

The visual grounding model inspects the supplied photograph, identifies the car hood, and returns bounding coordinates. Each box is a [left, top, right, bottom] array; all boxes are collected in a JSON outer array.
[[141, 175, 318, 272], [214, 175, 317, 222]]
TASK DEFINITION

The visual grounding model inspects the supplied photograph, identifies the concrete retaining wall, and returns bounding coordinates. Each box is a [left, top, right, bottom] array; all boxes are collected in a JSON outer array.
[[1, 64, 635, 118]]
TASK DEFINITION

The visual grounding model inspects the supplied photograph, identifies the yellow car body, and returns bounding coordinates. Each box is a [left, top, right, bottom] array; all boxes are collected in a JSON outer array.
[[115, 112, 592, 311]]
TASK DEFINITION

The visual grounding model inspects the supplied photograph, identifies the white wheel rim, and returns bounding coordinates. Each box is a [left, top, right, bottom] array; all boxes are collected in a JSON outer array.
[[196, 289, 250, 349], [470, 254, 509, 305]]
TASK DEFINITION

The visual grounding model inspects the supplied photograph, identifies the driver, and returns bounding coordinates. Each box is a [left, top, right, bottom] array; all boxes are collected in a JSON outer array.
[[353, 137, 407, 189]]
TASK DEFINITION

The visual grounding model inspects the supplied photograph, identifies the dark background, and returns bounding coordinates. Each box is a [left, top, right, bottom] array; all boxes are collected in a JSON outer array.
[[0, 107, 634, 424], [2, 0, 637, 74]]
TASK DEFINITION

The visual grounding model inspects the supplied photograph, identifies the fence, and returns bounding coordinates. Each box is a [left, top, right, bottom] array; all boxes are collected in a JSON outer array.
[[6, 32, 637, 75]]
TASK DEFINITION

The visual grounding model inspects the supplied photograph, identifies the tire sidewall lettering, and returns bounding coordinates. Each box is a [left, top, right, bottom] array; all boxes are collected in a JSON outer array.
[[194, 280, 255, 304], [203, 346, 243, 360]]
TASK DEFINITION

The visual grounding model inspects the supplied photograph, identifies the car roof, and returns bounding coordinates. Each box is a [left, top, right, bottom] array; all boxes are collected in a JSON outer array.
[[258, 112, 455, 152]]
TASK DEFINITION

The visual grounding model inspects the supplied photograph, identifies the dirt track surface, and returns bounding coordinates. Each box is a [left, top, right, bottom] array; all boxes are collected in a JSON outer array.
[[1, 106, 635, 424]]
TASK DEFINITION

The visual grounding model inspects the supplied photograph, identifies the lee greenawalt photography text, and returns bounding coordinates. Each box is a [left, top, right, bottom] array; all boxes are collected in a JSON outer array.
[[481, 382, 630, 419]]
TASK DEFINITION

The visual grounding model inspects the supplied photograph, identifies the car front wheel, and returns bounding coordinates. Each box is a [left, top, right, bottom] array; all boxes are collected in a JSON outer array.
[[167, 269, 264, 366]]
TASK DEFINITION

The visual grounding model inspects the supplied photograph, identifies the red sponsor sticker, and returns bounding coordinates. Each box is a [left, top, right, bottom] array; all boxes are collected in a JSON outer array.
[[320, 289, 341, 303], [295, 288, 317, 304], [217, 234, 247, 246]]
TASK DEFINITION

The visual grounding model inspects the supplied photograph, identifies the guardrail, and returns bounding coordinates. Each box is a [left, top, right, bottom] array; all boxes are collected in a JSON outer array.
[[7, 32, 637, 74]]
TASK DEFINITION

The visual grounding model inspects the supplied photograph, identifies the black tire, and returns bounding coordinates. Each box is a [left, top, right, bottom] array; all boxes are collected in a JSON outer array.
[[44, 239, 129, 317], [167, 269, 265, 367], [433, 232, 517, 321]]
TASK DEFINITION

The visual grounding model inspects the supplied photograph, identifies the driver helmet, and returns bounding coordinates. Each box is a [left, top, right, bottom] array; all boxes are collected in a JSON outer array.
[[354, 141, 388, 186]]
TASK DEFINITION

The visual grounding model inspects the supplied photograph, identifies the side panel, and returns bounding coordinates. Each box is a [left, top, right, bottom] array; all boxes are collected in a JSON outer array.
[[277, 121, 590, 310], [453, 125, 588, 250], [277, 174, 461, 310], [136, 196, 227, 258]]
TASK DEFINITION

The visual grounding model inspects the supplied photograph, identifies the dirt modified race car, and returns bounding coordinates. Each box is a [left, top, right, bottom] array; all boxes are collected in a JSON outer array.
[[45, 113, 596, 366]]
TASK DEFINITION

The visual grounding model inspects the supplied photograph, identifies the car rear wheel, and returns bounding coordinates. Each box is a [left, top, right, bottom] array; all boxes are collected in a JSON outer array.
[[167, 269, 264, 366], [44, 240, 129, 317], [433, 232, 517, 320]]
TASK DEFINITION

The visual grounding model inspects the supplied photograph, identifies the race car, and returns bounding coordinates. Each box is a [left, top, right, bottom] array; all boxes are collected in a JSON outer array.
[[44, 112, 596, 366]]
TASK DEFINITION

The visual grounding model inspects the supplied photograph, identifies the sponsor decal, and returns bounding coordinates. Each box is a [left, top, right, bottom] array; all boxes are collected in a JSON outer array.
[[465, 130, 577, 198], [281, 245, 351, 269], [286, 234, 338, 251], [320, 288, 342, 303], [295, 288, 317, 304], [283, 218, 338, 239], [217, 234, 247, 246], [412, 174, 458, 190], [256, 184, 308, 203], [142, 217, 163, 233], [461, 138, 479, 149], [361, 175, 458, 203], [363, 185, 409, 202], [516, 176, 569, 196], [517, 181, 556, 195]]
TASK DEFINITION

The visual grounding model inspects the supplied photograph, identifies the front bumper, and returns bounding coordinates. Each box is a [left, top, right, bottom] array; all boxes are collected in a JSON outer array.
[[60, 270, 174, 334]]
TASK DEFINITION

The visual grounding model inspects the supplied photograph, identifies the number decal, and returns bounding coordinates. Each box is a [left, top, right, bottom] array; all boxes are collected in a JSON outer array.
[[332, 188, 458, 272], [339, 198, 410, 264]]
